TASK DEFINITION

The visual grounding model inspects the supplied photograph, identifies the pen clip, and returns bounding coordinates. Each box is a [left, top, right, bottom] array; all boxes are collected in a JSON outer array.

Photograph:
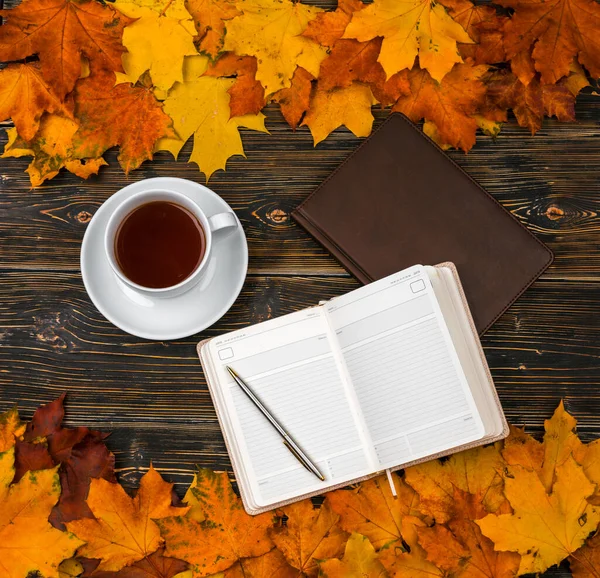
[[283, 439, 314, 476]]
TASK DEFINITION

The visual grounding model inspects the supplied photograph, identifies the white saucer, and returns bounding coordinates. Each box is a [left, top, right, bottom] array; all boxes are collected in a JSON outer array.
[[81, 178, 248, 340]]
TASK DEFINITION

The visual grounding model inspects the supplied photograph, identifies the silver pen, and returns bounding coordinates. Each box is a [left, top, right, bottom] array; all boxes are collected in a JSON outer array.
[[226, 366, 326, 482]]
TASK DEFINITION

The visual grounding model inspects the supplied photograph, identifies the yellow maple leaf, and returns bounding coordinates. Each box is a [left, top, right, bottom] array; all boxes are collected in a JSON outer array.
[[302, 83, 377, 145], [327, 473, 425, 551], [0, 406, 25, 453], [66, 465, 189, 572], [58, 558, 84, 578], [222, 0, 328, 95], [319, 533, 387, 578], [343, 0, 473, 82], [477, 456, 600, 575], [3, 115, 107, 188], [405, 442, 506, 523], [156, 57, 268, 180], [157, 469, 274, 577], [268, 499, 348, 576], [113, 0, 197, 92], [0, 447, 84, 578]]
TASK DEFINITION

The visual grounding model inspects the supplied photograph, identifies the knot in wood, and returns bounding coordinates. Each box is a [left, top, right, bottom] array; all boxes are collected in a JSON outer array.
[[76, 210, 93, 224], [544, 204, 565, 221], [266, 208, 289, 225]]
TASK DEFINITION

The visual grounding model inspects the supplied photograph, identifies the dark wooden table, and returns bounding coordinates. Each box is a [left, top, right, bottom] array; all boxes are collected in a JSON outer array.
[[1, 96, 599, 575]]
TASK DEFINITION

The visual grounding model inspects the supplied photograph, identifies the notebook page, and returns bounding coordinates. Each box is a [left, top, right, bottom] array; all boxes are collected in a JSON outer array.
[[324, 265, 485, 470], [207, 308, 373, 507]]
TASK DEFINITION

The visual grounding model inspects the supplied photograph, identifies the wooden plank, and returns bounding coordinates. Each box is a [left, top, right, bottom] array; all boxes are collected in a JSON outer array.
[[0, 272, 598, 437], [1, 98, 600, 277]]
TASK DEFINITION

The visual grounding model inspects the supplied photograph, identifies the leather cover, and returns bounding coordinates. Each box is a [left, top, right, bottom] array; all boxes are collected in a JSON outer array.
[[292, 113, 553, 334]]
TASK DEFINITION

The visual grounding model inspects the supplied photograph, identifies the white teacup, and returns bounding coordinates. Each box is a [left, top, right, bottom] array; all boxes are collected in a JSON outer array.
[[104, 188, 238, 298]]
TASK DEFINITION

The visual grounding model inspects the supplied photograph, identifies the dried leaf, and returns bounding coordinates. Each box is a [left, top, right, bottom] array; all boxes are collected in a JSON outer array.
[[499, 0, 600, 83], [302, 0, 365, 48], [392, 63, 488, 151], [67, 466, 188, 572], [502, 425, 544, 473], [477, 456, 600, 575], [273, 66, 314, 130], [417, 488, 521, 578], [113, 0, 198, 92], [186, 0, 241, 58], [158, 469, 273, 577], [205, 54, 266, 117], [327, 473, 425, 551], [71, 69, 176, 174], [0, 63, 71, 142], [440, 0, 507, 64], [157, 68, 268, 180], [343, 0, 473, 82], [318, 38, 385, 91], [405, 441, 505, 523], [378, 540, 443, 578], [222, 0, 328, 95], [319, 533, 387, 578], [0, 406, 24, 453], [223, 548, 297, 578], [59, 557, 84, 578], [87, 549, 189, 578], [0, 0, 132, 98], [269, 500, 348, 576], [570, 531, 600, 578], [2, 116, 108, 188], [0, 447, 84, 578], [302, 83, 377, 145], [13, 438, 54, 482]]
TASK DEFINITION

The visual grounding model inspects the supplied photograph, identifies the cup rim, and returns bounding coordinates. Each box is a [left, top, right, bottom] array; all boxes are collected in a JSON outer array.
[[104, 189, 212, 294]]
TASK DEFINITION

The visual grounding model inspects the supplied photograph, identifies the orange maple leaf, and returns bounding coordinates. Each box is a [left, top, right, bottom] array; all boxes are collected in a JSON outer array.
[[223, 548, 297, 578], [392, 63, 488, 151], [205, 54, 266, 117], [273, 66, 314, 130], [70, 69, 176, 174], [571, 531, 600, 578], [186, 0, 241, 58], [269, 500, 348, 576], [498, 0, 600, 83], [80, 548, 188, 578], [328, 474, 427, 551], [318, 38, 386, 91], [66, 465, 188, 572], [440, 0, 507, 65], [484, 70, 577, 135], [302, 0, 365, 48], [157, 469, 274, 577], [0, 63, 71, 142], [0, 0, 132, 99]]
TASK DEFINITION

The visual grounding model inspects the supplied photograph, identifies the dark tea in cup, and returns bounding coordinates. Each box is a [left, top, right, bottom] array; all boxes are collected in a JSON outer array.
[[114, 201, 206, 288]]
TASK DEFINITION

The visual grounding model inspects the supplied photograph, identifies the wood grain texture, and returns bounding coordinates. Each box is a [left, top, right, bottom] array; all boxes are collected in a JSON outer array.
[[0, 1, 599, 574], [1, 98, 600, 278]]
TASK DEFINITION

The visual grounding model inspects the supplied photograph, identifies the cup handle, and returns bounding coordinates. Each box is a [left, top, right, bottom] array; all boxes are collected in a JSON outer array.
[[208, 211, 238, 233]]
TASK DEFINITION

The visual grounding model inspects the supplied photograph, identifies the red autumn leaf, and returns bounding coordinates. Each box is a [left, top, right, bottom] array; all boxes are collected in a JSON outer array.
[[483, 70, 577, 135], [302, 0, 365, 48], [13, 439, 55, 482], [273, 67, 315, 130], [13, 394, 116, 530], [498, 0, 600, 83], [0, 0, 132, 98], [0, 63, 72, 142], [71, 69, 176, 174], [205, 54, 266, 117], [393, 63, 488, 151]]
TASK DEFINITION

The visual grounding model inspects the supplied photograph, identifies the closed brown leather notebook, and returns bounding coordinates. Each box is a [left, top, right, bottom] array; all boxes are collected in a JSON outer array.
[[292, 114, 553, 334]]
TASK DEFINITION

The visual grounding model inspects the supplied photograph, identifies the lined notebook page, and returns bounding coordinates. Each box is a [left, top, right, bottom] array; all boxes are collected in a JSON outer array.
[[207, 308, 372, 506], [325, 266, 484, 470]]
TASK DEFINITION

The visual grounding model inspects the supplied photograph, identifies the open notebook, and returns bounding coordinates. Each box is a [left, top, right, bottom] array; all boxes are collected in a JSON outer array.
[[198, 263, 508, 514]]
